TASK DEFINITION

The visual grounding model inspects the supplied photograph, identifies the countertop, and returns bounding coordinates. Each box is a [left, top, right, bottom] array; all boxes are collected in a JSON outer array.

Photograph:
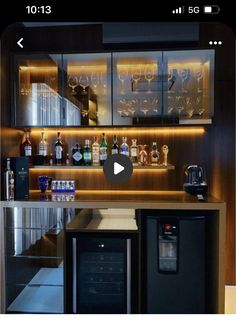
[[1, 190, 225, 210]]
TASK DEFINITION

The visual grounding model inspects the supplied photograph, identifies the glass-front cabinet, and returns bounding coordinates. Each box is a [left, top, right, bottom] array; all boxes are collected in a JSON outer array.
[[112, 52, 162, 125], [164, 50, 214, 124], [4, 207, 75, 313], [13, 50, 214, 127]]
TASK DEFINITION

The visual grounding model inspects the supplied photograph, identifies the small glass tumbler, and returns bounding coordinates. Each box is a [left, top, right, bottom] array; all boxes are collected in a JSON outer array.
[[38, 175, 49, 193]]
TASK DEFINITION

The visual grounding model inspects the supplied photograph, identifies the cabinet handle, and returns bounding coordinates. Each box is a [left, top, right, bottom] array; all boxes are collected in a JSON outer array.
[[72, 238, 77, 313], [127, 239, 131, 314]]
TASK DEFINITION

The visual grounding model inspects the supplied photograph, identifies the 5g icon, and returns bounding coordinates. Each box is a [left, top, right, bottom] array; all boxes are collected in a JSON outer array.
[[188, 6, 200, 14]]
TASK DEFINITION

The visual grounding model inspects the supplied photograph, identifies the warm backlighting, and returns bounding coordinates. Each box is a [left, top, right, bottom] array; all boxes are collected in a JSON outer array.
[[19, 66, 57, 70], [29, 167, 168, 173], [30, 189, 185, 195], [30, 127, 205, 136]]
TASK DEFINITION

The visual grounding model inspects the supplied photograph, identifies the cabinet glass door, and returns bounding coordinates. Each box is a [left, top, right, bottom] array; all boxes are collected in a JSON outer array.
[[4, 207, 75, 313], [112, 52, 162, 125], [63, 53, 112, 126], [163, 50, 214, 124], [15, 55, 62, 126]]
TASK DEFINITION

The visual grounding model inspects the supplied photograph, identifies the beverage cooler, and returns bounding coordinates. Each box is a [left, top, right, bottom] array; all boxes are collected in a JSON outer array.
[[139, 210, 215, 314], [65, 232, 138, 314]]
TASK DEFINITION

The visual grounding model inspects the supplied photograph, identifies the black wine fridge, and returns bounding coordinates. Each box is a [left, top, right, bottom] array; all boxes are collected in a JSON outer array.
[[65, 232, 138, 314]]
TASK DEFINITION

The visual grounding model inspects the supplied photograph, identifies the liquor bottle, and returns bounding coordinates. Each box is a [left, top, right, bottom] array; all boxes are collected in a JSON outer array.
[[92, 136, 100, 166], [39, 131, 48, 163], [130, 139, 138, 164], [49, 153, 53, 166], [66, 153, 70, 166], [120, 136, 129, 157], [22, 131, 32, 161], [54, 132, 64, 165], [150, 142, 160, 165], [139, 145, 148, 166], [4, 158, 14, 200], [83, 139, 92, 166], [99, 133, 108, 165], [111, 135, 119, 154], [72, 143, 83, 165]]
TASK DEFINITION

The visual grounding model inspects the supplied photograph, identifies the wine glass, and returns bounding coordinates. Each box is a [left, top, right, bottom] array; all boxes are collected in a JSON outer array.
[[185, 97, 194, 118], [118, 68, 128, 93], [90, 72, 99, 93], [168, 68, 178, 92], [145, 65, 155, 92], [140, 99, 149, 116], [68, 75, 79, 95], [179, 68, 190, 93], [79, 74, 89, 95], [132, 65, 141, 91], [194, 66, 203, 92], [100, 72, 107, 93]]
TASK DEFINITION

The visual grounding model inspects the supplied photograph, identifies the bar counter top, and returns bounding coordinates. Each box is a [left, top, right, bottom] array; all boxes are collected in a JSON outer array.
[[1, 190, 225, 210]]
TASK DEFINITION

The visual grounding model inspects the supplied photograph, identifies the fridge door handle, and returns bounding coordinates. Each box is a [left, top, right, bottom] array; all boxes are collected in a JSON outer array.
[[127, 239, 131, 314], [72, 237, 77, 313]]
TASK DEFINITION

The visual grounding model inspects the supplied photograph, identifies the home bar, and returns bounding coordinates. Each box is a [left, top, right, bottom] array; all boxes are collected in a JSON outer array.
[[0, 22, 235, 314]]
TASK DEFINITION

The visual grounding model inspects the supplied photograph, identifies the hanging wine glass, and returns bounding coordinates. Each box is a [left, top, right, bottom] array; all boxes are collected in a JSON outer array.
[[140, 99, 149, 116], [118, 67, 128, 93], [194, 66, 203, 92], [68, 75, 79, 95], [144, 65, 155, 92], [168, 68, 178, 92], [185, 97, 194, 118], [79, 74, 89, 95], [100, 72, 107, 93]]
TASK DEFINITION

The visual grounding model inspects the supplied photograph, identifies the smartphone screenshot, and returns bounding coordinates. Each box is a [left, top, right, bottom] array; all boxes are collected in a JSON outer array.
[[0, 2, 235, 317]]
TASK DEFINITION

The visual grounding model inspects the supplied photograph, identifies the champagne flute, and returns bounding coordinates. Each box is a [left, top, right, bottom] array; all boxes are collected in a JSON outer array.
[[145, 65, 155, 92], [132, 65, 141, 91], [68, 75, 79, 95], [118, 68, 128, 93], [195, 66, 203, 92], [90, 72, 99, 93]]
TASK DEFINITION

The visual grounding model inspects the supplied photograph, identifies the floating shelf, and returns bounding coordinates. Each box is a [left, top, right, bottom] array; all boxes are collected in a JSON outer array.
[[30, 164, 175, 170]]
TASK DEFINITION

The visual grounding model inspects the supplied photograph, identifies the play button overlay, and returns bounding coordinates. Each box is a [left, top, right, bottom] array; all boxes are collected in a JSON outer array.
[[103, 154, 133, 183]]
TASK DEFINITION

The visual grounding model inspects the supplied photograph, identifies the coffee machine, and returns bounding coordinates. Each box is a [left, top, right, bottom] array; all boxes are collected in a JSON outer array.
[[183, 165, 208, 200]]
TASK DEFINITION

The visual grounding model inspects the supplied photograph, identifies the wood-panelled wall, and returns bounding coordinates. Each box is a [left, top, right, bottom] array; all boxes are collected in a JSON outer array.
[[1, 22, 235, 284]]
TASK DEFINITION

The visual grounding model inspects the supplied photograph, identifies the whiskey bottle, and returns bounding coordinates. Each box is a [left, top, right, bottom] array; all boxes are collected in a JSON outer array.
[[150, 142, 160, 165], [99, 133, 108, 165], [92, 136, 100, 166], [4, 158, 14, 200], [139, 145, 148, 166], [120, 136, 129, 157], [83, 139, 92, 166], [72, 143, 83, 165], [54, 132, 64, 165], [111, 135, 119, 154], [39, 131, 48, 163], [22, 131, 32, 161], [130, 139, 138, 164], [66, 153, 70, 166]]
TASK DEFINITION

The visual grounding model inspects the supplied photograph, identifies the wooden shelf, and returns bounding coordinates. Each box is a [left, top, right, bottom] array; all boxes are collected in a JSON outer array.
[[30, 164, 175, 170]]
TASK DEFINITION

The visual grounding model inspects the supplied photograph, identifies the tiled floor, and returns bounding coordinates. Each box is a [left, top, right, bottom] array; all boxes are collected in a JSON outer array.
[[225, 286, 236, 314]]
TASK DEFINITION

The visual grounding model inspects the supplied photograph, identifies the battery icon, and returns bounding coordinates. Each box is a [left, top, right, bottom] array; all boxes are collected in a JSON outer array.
[[203, 5, 220, 14]]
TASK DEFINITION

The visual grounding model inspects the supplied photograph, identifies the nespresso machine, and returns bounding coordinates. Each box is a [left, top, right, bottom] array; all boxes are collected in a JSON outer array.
[[183, 165, 208, 200]]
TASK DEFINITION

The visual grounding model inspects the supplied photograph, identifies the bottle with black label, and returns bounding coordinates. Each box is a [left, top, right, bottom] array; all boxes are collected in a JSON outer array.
[[54, 132, 64, 165], [111, 135, 119, 154], [4, 158, 14, 200], [83, 139, 92, 166], [150, 142, 160, 165], [72, 143, 83, 165]]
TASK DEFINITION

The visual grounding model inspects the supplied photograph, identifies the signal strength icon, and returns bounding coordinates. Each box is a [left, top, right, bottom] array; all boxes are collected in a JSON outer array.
[[172, 6, 184, 14]]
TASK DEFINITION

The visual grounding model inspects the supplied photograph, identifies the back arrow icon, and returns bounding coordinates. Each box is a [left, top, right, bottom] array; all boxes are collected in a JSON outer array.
[[17, 38, 24, 48]]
